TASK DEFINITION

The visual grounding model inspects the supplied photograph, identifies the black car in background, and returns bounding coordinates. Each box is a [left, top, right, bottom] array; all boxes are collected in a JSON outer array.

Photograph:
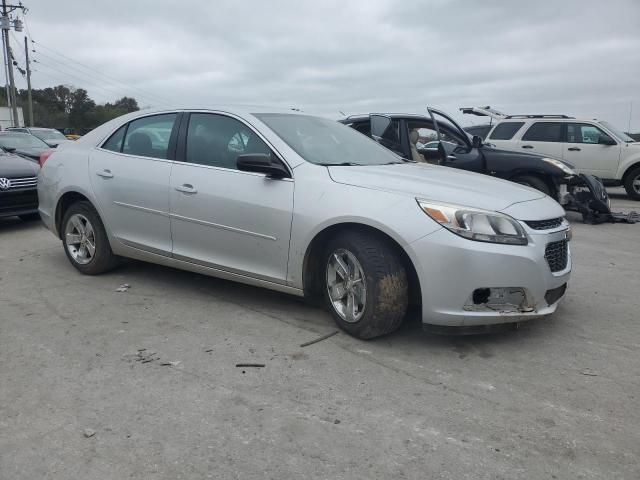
[[0, 132, 50, 162], [340, 110, 578, 199], [0, 150, 40, 221]]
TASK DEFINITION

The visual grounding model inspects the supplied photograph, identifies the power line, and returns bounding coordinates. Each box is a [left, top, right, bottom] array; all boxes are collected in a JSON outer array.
[[31, 48, 168, 107], [32, 57, 149, 101], [31, 39, 172, 106]]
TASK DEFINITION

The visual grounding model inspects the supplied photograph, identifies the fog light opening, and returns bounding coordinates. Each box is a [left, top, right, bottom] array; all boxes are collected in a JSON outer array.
[[472, 288, 491, 305]]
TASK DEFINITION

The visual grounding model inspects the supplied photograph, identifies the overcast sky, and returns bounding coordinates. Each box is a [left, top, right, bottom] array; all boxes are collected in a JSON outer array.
[[17, 0, 640, 130]]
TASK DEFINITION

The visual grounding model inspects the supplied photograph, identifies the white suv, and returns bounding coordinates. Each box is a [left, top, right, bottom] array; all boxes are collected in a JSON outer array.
[[461, 107, 640, 200]]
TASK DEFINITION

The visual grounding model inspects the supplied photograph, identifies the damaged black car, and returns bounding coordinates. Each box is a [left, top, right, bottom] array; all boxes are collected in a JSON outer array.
[[340, 108, 628, 223]]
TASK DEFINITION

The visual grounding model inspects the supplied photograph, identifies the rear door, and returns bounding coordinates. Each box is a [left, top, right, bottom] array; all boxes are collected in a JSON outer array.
[[169, 112, 294, 284], [516, 121, 564, 158], [89, 113, 179, 255], [562, 122, 621, 177]]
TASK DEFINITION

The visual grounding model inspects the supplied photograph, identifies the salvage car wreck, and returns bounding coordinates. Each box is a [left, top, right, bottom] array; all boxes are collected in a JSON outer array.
[[340, 108, 637, 224]]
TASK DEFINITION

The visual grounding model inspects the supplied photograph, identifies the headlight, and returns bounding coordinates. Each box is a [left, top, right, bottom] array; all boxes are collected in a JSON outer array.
[[542, 157, 575, 175], [417, 200, 528, 245]]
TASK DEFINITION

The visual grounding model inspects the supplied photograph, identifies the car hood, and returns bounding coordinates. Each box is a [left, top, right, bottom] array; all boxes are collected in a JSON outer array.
[[0, 152, 39, 176], [328, 163, 545, 212]]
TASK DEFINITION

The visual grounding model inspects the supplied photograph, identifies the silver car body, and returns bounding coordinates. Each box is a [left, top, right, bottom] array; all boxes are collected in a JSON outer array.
[[38, 106, 571, 327]]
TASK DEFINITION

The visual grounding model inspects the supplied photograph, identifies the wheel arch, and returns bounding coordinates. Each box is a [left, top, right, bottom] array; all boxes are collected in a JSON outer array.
[[508, 170, 558, 198], [55, 191, 93, 239], [301, 222, 422, 307], [622, 161, 640, 183]]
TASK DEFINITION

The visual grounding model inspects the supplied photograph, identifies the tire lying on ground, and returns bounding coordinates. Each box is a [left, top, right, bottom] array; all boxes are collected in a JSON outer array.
[[61, 201, 120, 275], [322, 229, 408, 339]]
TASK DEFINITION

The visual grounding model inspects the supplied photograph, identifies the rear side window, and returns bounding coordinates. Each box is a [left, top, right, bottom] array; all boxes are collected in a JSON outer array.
[[522, 122, 563, 142], [122, 113, 177, 159], [488, 122, 524, 140], [101, 125, 127, 152]]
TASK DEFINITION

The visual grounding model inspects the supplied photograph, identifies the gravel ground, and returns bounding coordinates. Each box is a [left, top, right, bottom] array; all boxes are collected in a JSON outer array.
[[0, 188, 638, 479]]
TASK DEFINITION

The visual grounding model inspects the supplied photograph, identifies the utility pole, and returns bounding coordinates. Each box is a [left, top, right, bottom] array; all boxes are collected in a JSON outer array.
[[24, 34, 31, 126], [0, 0, 26, 127], [1, 0, 18, 126]]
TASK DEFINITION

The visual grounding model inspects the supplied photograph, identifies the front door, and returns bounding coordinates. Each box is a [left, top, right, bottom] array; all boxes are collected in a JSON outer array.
[[89, 113, 179, 255], [169, 112, 294, 284], [562, 122, 621, 177]]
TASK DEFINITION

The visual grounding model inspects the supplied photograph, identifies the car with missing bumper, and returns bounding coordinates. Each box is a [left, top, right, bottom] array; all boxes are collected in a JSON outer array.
[[38, 107, 571, 338]]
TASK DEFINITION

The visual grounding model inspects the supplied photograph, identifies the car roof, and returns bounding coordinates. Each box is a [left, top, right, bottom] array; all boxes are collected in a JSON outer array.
[[341, 113, 431, 122]]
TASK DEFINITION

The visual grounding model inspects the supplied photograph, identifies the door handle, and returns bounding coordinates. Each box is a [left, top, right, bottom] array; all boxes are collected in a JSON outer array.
[[96, 169, 113, 178], [568, 147, 581, 151], [446, 155, 457, 161], [175, 184, 197, 194], [521, 145, 534, 149]]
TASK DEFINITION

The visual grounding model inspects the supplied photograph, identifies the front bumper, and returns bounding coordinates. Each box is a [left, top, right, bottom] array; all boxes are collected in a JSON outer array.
[[407, 224, 571, 327], [0, 189, 38, 218]]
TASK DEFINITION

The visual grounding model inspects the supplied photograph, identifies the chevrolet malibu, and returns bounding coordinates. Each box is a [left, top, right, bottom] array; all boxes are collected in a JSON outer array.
[[38, 107, 571, 339]]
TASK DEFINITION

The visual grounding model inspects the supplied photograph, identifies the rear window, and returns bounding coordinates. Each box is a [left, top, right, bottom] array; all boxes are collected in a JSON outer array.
[[488, 122, 524, 140], [522, 122, 563, 142]]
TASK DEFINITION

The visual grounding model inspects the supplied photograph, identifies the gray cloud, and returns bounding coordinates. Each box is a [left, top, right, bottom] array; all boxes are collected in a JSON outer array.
[[20, 0, 640, 130]]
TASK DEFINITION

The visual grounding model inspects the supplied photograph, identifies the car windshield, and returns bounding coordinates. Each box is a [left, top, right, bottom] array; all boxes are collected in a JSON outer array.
[[598, 121, 635, 142], [32, 129, 67, 142], [254, 113, 405, 166], [0, 134, 48, 149]]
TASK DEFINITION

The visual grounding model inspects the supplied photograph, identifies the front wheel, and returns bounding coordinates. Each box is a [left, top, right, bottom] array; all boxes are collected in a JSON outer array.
[[322, 230, 408, 339], [512, 175, 552, 197], [61, 201, 119, 275], [623, 167, 640, 200]]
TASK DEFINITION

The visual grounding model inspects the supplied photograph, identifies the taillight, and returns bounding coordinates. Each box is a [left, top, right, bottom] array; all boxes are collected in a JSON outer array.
[[39, 149, 54, 167]]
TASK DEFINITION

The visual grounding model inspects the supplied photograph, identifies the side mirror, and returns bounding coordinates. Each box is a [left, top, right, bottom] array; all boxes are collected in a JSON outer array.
[[598, 134, 616, 145], [370, 114, 392, 142], [471, 135, 483, 149], [237, 153, 289, 178]]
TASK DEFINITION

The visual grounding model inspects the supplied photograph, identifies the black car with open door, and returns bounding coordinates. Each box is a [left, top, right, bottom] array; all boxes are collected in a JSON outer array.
[[0, 150, 40, 221], [340, 108, 620, 223]]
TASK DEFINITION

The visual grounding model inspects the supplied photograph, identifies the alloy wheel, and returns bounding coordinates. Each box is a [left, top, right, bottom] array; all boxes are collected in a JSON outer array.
[[326, 248, 367, 323], [65, 213, 96, 265]]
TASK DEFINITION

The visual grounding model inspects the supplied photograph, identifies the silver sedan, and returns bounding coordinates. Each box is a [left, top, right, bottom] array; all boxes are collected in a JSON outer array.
[[38, 107, 571, 338]]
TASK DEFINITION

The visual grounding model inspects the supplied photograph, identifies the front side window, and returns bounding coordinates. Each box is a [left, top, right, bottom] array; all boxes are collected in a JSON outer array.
[[521, 122, 563, 142], [566, 123, 611, 144], [122, 113, 177, 159], [185, 113, 271, 169], [488, 122, 525, 140], [255, 113, 403, 166]]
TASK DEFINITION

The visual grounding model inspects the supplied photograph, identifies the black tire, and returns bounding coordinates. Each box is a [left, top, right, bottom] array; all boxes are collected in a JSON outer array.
[[322, 229, 408, 339], [18, 213, 40, 222], [61, 201, 119, 275], [623, 167, 640, 200], [512, 175, 552, 196]]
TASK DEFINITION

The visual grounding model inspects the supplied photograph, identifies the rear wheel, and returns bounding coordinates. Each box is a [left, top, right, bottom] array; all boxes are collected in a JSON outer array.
[[322, 230, 408, 339], [623, 167, 640, 200], [61, 201, 119, 275], [512, 175, 552, 196]]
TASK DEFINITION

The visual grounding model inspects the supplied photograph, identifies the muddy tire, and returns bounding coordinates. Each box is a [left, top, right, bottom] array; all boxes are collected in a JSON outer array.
[[512, 175, 552, 197], [61, 201, 119, 275], [623, 166, 640, 200], [322, 230, 408, 339]]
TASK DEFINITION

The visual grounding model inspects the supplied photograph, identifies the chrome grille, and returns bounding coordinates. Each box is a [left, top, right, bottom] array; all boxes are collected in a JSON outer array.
[[1, 176, 37, 190], [545, 240, 568, 272], [525, 217, 564, 230]]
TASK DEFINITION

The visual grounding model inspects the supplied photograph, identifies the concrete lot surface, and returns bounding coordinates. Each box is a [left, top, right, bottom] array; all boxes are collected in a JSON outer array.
[[1, 189, 639, 479]]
